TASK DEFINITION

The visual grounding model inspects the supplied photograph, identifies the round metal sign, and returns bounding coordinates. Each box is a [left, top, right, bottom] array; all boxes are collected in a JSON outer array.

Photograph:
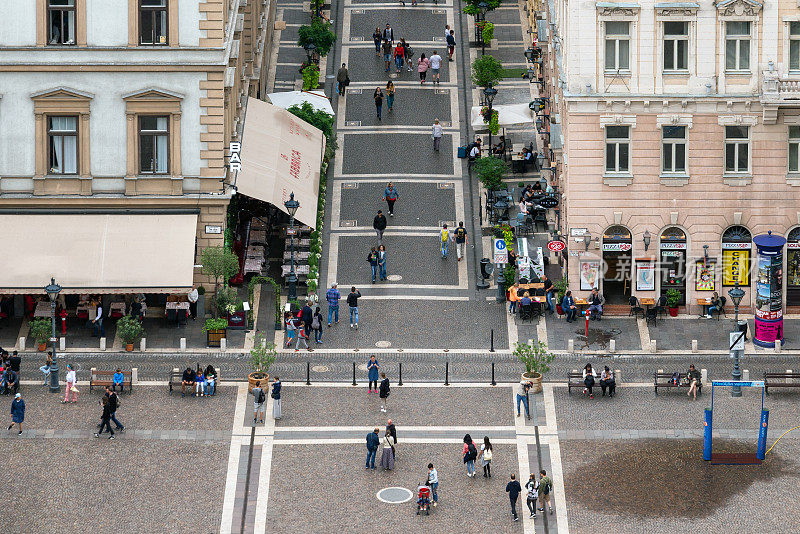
[[547, 240, 566, 252]]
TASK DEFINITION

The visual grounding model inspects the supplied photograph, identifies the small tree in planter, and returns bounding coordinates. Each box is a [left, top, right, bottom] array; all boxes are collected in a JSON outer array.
[[472, 54, 503, 88], [29, 318, 52, 351], [203, 317, 229, 348], [117, 315, 144, 351], [665, 288, 682, 317], [297, 18, 337, 57], [554, 277, 569, 313], [474, 156, 507, 191], [248, 333, 277, 393], [201, 246, 240, 317], [514, 340, 555, 394]]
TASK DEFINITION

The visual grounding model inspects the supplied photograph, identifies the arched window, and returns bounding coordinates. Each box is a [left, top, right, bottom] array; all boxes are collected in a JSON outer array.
[[787, 226, 800, 243], [721, 225, 751, 286], [722, 225, 752, 243], [660, 226, 686, 242], [603, 225, 632, 242]]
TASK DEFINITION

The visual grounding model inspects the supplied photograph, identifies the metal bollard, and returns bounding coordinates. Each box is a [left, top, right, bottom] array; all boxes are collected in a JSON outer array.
[[445, 361, 450, 386], [352, 362, 357, 386], [398, 362, 403, 386], [306, 361, 311, 385], [490, 329, 495, 352], [491, 362, 496, 386]]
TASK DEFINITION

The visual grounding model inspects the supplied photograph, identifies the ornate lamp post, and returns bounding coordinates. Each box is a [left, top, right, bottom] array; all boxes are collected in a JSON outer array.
[[483, 83, 498, 151], [643, 230, 651, 251], [284, 193, 300, 301], [477, 1, 489, 46], [728, 281, 745, 397], [304, 42, 317, 65], [44, 278, 62, 393]]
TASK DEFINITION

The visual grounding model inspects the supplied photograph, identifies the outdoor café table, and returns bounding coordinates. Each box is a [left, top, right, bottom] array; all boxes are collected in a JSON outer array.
[[640, 298, 655, 310], [512, 154, 526, 174], [34, 301, 53, 318], [282, 264, 310, 277], [697, 298, 712, 318], [518, 283, 544, 291], [283, 250, 311, 261], [244, 257, 263, 275], [109, 302, 126, 318], [512, 142, 525, 153], [165, 301, 189, 325], [532, 296, 546, 304], [575, 298, 589, 315]]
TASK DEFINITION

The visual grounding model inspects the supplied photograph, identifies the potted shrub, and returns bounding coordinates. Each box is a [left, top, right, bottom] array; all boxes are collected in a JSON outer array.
[[554, 278, 569, 315], [665, 288, 682, 317], [203, 317, 229, 347], [514, 340, 555, 394], [29, 318, 52, 352], [249, 333, 277, 393], [117, 315, 144, 351], [200, 246, 240, 318]]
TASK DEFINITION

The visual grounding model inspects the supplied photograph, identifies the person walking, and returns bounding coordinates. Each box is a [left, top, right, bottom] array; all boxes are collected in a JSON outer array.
[[367, 355, 380, 392], [39, 351, 53, 385], [479, 436, 493, 478], [188, 285, 199, 320], [368, 247, 379, 283], [92, 302, 105, 337], [385, 81, 395, 112], [417, 53, 430, 84], [326, 282, 340, 326], [312, 306, 324, 344], [373, 210, 387, 245], [252, 381, 265, 424], [293, 318, 310, 351], [348, 286, 361, 329], [440, 224, 451, 259], [401, 39, 414, 72], [506, 474, 522, 521], [7, 393, 24, 435], [446, 29, 456, 61], [383, 182, 398, 216], [336, 63, 349, 96], [374, 87, 383, 120], [429, 50, 442, 85], [381, 40, 393, 72], [301, 300, 314, 340], [382, 23, 394, 45], [379, 429, 395, 470], [386, 419, 397, 459], [377, 245, 388, 281], [62, 363, 78, 404], [517, 379, 532, 418], [427, 463, 439, 506], [94, 396, 115, 440], [366, 427, 380, 469], [393, 42, 405, 73], [454, 222, 468, 261], [378, 372, 390, 412], [432, 119, 443, 151], [372, 27, 382, 56], [525, 473, 539, 519], [463, 434, 477, 477], [272, 376, 282, 420], [103, 386, 124, 432], [538, 469, 554, 515], [285, 312, 297, 348]]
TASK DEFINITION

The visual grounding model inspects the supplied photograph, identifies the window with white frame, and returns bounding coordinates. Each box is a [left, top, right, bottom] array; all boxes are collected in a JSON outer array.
[[139, 116, 169, 174], [605, 126, 630, 173], [725, 125, 749, 173], [789, 126, 800, 173], [604, 21, 630, 72], [662, 126, 686, 173], [663, 21, 688, 71], [725, 21, 751, 72], [48, 116, 78, 175], [790, 22, 800, 72]]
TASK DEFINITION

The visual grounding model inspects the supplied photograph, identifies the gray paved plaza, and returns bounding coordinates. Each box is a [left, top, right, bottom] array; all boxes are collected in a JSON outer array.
[[340, 132, 455, 175], [344, 86, 453, 125], [337, 181, 457, 228], [350, 10, 449, 43], [543, 316, 642, 351], [344, 46, 452, 84]]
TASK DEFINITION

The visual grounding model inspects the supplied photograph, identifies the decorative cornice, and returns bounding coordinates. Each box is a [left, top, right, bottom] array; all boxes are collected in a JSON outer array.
[[655, 2, 699, 16], [714, 0, 762, 17], [597, 2, 641, 16]]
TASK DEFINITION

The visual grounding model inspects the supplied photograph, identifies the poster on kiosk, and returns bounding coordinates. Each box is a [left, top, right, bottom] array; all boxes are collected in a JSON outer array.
[[753, 232, 787, 347]]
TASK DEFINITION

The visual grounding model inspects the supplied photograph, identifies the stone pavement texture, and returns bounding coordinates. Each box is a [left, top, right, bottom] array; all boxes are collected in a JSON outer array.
[[340, 133, 455, 175], [344, 87, 453, 125], [337, 181, 457, 228], [543, 316, 642, 351]]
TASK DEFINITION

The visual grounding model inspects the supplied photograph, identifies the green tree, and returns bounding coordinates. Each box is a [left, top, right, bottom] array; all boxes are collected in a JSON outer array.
[[463, 0, 502, 15], [514, 340, 556, 378], [472, 54, 503, 87], [287, 101, 338, 163], [301, 64, 320, 91], [298, 19, 337, 57], [200, 246, 240, 317], [481, 21, 495, 44], [473, 156, 507, 190]]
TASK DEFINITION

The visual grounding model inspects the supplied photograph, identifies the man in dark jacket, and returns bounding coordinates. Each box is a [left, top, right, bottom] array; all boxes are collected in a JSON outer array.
[[366, 427, 380, 469], [506, 474, 522, 521], [379, 372, 390, 413], [301, 302, 314, 338], [8, 351, 21, 374], [373, 210, 387, 245], [561, 291, 577, 323], [181, 367, 196, 397], [347, 287, 361, 329], [336, 63, 349, 96], [103, 386, 125, 432]]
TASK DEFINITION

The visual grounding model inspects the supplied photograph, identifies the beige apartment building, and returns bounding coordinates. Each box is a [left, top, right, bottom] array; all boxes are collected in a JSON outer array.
[[0, 0, 275, 296], [540, 0, 800, 313]]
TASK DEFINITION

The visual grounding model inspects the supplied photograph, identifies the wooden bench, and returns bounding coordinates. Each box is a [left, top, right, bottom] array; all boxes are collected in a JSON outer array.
[[89, 368, 132, 393], [654, 372, 701, 396], [168, 367, 221, 396], [763, 372, 800, 395], [567, 371, 617, 396]]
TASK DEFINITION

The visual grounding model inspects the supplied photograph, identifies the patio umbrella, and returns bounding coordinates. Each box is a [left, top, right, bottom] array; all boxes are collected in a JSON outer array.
[[470, 103, 534, 132], [265, 90, 335, 115]]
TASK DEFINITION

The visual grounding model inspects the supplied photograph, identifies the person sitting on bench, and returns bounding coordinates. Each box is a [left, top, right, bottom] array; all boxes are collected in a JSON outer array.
[[686, 364, 701, 400], [705, 292, 721, 319], [599, 366, 615, 398], [181, 367, 196, 397], [582, 363, 597, 399]]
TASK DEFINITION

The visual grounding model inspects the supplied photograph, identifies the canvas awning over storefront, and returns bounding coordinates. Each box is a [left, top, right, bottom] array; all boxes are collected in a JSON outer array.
[[470, 103, 535, 132], [266, 90, 335, 116], [236, 97, 324, 228], [0, 212, 198, 294]]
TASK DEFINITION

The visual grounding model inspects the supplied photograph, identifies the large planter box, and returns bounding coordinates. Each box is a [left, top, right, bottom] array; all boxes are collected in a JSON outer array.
[[207, 328, 227, 348], [227, 311, 247, 330]]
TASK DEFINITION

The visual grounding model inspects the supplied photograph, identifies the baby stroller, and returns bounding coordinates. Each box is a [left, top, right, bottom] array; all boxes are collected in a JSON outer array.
[[416, 485, 431, 515]]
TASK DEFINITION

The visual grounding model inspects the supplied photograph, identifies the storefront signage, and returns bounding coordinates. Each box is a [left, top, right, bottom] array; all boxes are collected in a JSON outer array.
[[787, 242, 800, 249], [722, 249, 750, 286], [695, 260, 715, 291], [228, 142, 242, 172], [205, 225, 222, 234], [602, 242, 632, 252], [547, 240, 565, 252], [635, 261, 655, 291], [660, 242, 686, 250], [538, 196, 559, 209], [580, 260, 600, 291], [570, 228, 588, 237], [722, 242, 751, 250]]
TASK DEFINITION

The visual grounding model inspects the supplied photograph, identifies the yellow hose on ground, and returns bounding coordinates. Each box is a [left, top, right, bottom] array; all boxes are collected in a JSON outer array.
[[765, 426, 800, 456]]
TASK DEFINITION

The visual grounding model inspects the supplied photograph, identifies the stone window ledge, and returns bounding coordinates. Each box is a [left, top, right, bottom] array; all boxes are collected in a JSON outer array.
[[603, 173, 634, 186], [660, 174, 690, 186], [787, 173, 800, 186], [722, 174, 752, 187]]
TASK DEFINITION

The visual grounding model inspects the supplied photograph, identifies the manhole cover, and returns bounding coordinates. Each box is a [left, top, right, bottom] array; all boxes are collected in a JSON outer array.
[[311, 365, 329, 372], [387, 274, 402, 281], [375, 340, 392, 348], [377, 487, 413, 504]]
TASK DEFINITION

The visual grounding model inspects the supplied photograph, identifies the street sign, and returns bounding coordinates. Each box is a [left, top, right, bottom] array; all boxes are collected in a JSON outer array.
[[538, 196, 559, 208], [547, 240, 565, 252], [286, 228, 298, 236], [493, 238, 508, 264], [729, 331, 745, 351], [712, 380, 764, 388]]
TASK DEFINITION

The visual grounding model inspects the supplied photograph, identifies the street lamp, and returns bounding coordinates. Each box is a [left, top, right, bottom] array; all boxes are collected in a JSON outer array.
[[483, 84, 498, 151], [728, 281, 746, 397], [44, 277, 62, 393], [284, 193, 300, 301], [643, 230, 651, 251], [583, 233, 591, 252], [477, 1, 489, 46], [304, 42, 317, 65]]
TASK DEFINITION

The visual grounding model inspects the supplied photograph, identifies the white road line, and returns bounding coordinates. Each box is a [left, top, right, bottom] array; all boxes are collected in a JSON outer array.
[[276, 424, 514, 432], [514, 387, 535, 533], [253, 391, 276, 533], [219, 383, 250, 533]]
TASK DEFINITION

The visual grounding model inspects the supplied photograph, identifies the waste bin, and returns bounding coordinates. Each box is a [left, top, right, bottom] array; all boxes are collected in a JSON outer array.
[[737, 320, 748, 341]]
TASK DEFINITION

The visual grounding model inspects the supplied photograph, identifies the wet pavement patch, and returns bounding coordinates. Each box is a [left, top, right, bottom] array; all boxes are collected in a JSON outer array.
[[564, 438, 786, 518], [574, 327, 622, 350]]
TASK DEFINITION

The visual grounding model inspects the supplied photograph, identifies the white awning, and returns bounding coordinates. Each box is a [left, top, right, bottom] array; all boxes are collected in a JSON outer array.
[[470, 103, 534, 132], [0, 213, 198, 294], [236, 97, 324, 229], [266, 90, 335, 116]]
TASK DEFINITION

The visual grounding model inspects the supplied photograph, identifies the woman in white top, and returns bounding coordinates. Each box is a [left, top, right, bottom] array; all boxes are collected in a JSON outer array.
[[379, 431, 395, 470], [62, 364, 78, 403], [582, 363, 598, 399], [479, 436, 493, 478], [525, 473, 539, 518]]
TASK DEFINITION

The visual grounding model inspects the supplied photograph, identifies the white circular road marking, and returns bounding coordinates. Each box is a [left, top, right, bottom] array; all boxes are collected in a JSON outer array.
[[376, 487, 413, 504]]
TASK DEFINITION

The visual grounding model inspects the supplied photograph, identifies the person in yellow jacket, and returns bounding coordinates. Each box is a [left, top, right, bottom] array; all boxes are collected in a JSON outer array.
[[440, 224, 452, 259], [508, 283, 520, 314]]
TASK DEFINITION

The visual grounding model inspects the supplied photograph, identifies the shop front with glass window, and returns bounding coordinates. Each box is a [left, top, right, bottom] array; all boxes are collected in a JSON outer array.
[[786, 227, 800, 306], [659, 227, 687, 305]]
